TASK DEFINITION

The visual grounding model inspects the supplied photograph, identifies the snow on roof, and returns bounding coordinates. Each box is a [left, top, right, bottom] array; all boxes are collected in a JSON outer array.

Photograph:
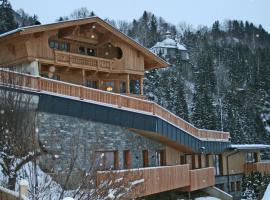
[[0, 28, 23, 38], [230, 144, 270, 150], [151, 38, 187, 51]]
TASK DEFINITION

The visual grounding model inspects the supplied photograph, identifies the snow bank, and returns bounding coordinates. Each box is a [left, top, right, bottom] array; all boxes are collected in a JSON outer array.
[[195, 197, 220, 200], [262, 183, 270, 200]]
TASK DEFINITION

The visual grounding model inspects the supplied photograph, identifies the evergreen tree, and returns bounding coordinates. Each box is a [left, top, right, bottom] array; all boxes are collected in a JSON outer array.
[[191, 50, 218, 129], [0, 0, 17, 33]]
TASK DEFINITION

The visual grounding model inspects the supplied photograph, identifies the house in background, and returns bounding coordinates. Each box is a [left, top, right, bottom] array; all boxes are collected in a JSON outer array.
[[0, 17, 270, 200], [150, 31, 189, 61]]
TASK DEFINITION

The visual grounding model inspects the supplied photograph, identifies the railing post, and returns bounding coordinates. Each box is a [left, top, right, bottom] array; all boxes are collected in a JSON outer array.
[[152, 103, 155, 115], [117, 95, 121, 108], [37, 76, 41, 92], [80, 86, 84, 100], [19, 179, 28, 199]]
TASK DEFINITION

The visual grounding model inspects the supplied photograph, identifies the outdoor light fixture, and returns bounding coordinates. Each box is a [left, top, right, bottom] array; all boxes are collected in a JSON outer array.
[[92, 25, 96, 29], [91, 34, 95, 39], [49, 65, 56, 73], [106, 86, 113, 92]]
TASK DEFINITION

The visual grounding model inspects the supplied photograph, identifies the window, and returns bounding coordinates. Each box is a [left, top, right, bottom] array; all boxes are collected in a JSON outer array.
[[48, 40, 70, 52], [115, 47, 123, 59], [155, 150, 166, 166], [79, 47, 85, 54], [86, 80, 97, 89], [180, 155, 186, 164], [142, 150, 149, 167], [95, 151, 118, 170], [119, 81, 126, 93], [213, 154, 222, 175], [87, 48, 96, 56], [246, 152, 255, 163], [236, 181, 241, 191], [230, 182, 236, 192], [123, 150, 131, 169], [130, 80, 140, 94], [104, 81, 114, 92]]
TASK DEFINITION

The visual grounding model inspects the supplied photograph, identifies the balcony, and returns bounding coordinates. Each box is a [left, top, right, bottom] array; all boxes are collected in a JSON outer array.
[[188, 167, 215, 191], [54, 50, 114, 72], [0, 70, 230, 142], [244, 161, 270, 175], [96, 164, 190, 198], [96, 166, 216, 198]]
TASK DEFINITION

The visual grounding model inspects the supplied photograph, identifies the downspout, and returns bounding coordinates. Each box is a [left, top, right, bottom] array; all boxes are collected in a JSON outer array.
[[226, 149, 239, 193]]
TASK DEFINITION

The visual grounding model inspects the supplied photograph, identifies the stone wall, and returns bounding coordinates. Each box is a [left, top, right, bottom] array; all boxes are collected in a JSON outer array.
[[37, 112, 165, 174]]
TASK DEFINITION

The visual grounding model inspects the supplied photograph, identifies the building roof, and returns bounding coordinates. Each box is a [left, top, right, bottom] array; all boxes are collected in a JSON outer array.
[[230, 144, 270, 150], [0, 16, 168, 70], [151, 38, 187, 51]]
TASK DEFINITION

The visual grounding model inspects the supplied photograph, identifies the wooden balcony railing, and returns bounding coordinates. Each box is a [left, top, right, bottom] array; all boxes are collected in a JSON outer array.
[[188, 167, 215, 191], [55, 50, 114, 71], [0, 185, 28, 200], [0, 70, 230, 141], [244, 161, 270, 175], [96, 164, 190, 198]]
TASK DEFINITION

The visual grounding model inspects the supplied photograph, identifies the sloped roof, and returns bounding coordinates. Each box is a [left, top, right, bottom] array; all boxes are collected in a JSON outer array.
[[151, 38, 187, 51], [0, 16, 168, 69]]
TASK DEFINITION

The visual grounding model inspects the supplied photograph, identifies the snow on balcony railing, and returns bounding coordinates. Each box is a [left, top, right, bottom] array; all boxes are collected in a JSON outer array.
[[0, 70, 230, 141]]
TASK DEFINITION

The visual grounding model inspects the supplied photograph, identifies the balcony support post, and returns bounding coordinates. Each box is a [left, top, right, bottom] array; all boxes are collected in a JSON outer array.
[[82, 69, 86, 86], [140, 76, 144, 95], [126, 74, 130, 94]]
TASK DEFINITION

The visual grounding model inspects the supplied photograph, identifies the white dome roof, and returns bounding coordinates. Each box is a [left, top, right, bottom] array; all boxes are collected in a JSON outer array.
[[151, 38, 187, 51], [162, 38, 177, 46]]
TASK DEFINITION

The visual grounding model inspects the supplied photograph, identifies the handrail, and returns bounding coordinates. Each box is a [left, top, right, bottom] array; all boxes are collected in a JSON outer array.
[[0, 70, 230, 141], [55, 50, 113, 70]]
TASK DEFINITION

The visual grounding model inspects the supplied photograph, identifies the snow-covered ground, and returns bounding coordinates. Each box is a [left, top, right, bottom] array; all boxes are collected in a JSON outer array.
[[195, 197, 220, 200], [262, 183, 270, 200]]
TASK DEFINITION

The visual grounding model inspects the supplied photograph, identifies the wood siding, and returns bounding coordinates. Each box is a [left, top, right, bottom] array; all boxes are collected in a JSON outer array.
[[0, 186, 24, 200], [1, 29, 145, 75], [165, 146, 183, 165], [244, 161, 270, 175], [0, 70, 230, 141], [188, 167, 215, 191], [97, 164, 190, 198]]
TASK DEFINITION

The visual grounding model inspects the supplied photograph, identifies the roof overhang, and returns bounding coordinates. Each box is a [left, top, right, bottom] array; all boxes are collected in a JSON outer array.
[[0, 16, 169, 70], [228, 144, 270, 151]]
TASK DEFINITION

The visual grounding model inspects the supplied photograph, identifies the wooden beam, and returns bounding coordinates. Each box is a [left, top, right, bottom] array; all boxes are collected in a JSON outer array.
[[115, 80, 120, 93], [126, 74, 130, 94], [82, 69, 86, 86]]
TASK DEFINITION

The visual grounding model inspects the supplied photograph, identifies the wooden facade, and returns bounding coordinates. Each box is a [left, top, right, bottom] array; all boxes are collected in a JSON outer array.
[[0, 70, 230, 141], [0, 17, 167, 99], [244, 161, 270, 175], [4, 17, 269, 199]]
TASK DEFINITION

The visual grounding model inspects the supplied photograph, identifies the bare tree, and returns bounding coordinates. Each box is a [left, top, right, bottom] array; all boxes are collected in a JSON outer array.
[[0, 70, 48, 190], [0, 70, 145, 199], [70, 7, 95, 20]]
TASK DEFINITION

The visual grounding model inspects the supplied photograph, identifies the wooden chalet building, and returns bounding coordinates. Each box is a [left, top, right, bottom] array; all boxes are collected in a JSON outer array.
[[0, 17, 270, 200]]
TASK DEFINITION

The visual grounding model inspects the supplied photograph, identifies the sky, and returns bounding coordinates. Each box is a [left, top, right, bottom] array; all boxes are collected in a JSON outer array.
[[9, 0, 270, 31]]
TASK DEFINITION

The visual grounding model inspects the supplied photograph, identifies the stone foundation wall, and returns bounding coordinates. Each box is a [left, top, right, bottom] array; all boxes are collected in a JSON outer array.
[[37, 112, 165, 174]]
